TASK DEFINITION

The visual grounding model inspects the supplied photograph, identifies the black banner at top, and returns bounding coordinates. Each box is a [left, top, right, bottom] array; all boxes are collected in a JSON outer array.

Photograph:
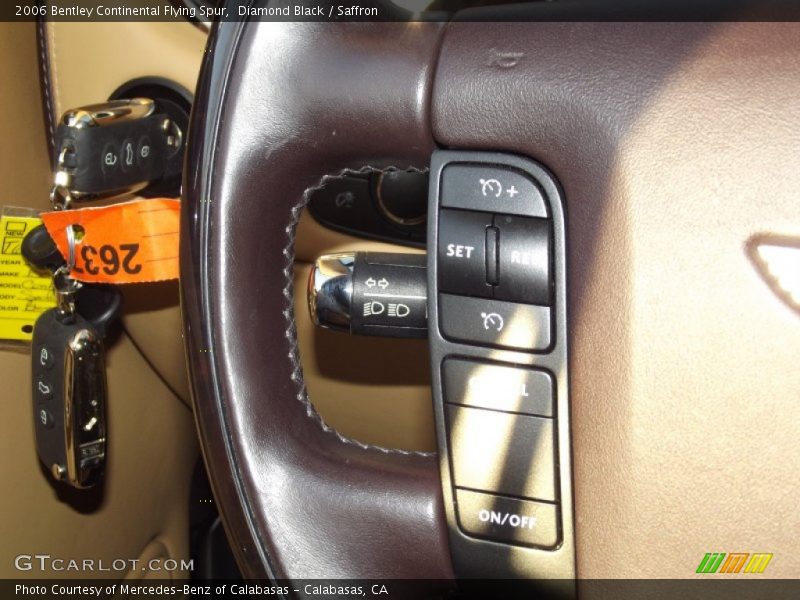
[[6, 0, 800, 23]]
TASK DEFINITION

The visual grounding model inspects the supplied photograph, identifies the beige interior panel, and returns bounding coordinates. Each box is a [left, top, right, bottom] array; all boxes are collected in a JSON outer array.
[[0, 23, 51, 205], [120, 283, 189, 402], [0, 22, 197, 578], [44, 21, 207, 118]]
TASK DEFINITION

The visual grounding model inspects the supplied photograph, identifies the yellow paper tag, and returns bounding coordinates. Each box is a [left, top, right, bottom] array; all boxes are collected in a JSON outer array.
[[0, 208, 56, 342]]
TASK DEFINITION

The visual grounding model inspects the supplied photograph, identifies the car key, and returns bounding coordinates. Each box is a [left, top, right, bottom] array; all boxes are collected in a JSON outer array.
[[23, 226, 121, 488], [31, 268, 108, 488], [51, 98, 184, 209]]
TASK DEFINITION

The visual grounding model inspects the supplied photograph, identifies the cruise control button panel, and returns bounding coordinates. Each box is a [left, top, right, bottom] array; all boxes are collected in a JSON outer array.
[[428, 151, 573, 579], [436, 200, 552, 344]]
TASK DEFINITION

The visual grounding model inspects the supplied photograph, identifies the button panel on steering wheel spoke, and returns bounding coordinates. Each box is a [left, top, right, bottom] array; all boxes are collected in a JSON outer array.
[[428, 151, 574, 580]]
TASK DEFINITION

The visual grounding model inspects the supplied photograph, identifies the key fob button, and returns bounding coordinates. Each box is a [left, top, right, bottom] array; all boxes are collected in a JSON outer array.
[[101, 143, 119, 173], [37, 346, 54, 370], [37, 405, 55, 429], [36, 376, 54, 400], [137, 136, 152, 164], [120, 138, 136, 171]]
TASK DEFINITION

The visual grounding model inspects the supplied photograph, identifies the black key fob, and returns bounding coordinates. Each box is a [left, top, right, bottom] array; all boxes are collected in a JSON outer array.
[[32, 309, 106, 488], [21, 224, 65, 273], [54, 98, 182, 202]]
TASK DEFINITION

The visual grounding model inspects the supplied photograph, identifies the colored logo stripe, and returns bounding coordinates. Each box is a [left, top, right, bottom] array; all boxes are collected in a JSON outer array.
[[745, 553, 773, 574], [697, 553, 726, 573], [720, 553, 749, 573], [697, 552, 773, 574]]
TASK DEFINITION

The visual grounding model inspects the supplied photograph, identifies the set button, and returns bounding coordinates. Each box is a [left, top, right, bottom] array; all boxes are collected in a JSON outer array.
[[438, 210, 493, 298]]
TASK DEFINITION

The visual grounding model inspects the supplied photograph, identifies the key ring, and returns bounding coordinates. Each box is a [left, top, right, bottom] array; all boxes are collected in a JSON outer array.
[[50, 146, 74, 211], [53, 265, 81, 318], [53, 224, 81, 317], [49, 184, 73, 211], [64, 223, 77, 273]]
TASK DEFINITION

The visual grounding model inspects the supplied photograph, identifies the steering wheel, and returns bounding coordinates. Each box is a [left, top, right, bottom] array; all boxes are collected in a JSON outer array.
[[181, 4, 800, 588]]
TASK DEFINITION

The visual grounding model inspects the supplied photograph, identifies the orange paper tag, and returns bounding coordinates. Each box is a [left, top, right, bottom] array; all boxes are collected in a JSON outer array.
[[40, 198, 180, 284]]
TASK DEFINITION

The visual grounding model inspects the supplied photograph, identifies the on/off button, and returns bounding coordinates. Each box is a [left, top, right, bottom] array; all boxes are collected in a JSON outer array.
[[455, 488, 560, 549]]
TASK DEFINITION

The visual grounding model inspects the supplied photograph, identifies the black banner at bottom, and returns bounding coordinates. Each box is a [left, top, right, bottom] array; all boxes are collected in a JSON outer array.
[[4, 579, 800, 600]]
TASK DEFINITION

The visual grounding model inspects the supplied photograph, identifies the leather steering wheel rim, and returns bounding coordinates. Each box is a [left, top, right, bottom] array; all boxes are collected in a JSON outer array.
[[180, 18, 453, 580]]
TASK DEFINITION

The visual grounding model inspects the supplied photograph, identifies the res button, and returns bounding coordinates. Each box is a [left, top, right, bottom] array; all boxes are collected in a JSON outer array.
[[494, 214, 551, 306]]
